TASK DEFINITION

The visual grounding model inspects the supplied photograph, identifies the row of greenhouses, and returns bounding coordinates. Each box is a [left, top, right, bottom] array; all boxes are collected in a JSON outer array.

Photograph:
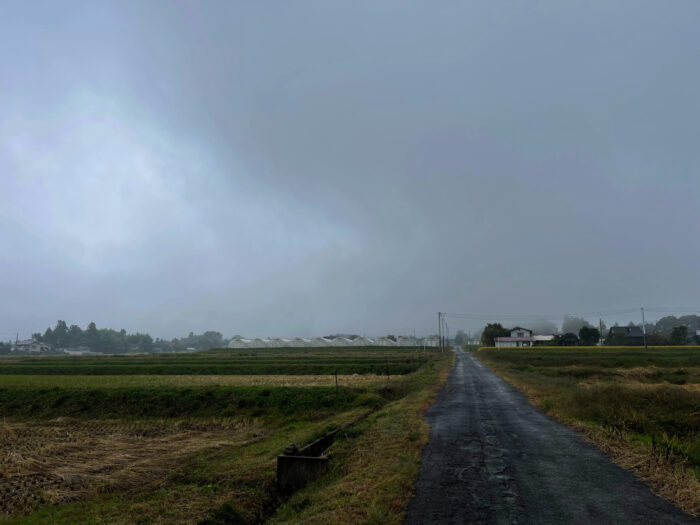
[[227, 335, 439, 349]]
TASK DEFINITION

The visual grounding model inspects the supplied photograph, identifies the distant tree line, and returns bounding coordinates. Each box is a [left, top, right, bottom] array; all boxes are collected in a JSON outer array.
[[479, 314, 700, 347], [31, 321, 225, 354]]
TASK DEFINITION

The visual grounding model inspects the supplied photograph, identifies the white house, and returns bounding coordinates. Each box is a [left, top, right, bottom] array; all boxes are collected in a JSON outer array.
[[494, 327, 535, 348], [423, 335, 439, 347], [15, 339, 52, 354]]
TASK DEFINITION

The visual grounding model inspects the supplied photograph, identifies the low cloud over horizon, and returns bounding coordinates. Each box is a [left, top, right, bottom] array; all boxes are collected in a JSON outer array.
[[2, 1, 699, 340]]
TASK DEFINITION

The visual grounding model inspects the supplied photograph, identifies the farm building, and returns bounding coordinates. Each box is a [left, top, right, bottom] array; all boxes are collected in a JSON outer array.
[[495, 327, 535, 348], [14, 339, 52, 354], [228, 337, 253, 349], [533, 335, 555, 345], [329, 337, 353, 347], [608, 326, 644, 345], [287, 337, 312, 347], [423, 336, 439, 347], [227, 334, 435, 349]]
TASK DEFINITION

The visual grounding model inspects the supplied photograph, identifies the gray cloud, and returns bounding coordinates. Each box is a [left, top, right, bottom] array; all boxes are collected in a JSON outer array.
[[1, 1, 699, 339]]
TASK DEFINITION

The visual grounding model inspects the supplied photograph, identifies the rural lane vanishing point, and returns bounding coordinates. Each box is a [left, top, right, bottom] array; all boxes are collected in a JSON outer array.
[[405, 348, 698, 524]]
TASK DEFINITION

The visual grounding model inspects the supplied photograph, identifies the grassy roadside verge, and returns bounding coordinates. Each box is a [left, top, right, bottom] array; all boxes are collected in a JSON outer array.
[[268, 351, 455, 524], [475, 347, 700, 516]]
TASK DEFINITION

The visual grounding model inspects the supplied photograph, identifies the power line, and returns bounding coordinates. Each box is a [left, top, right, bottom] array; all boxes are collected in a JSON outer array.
[[440, 307, 700, 322]]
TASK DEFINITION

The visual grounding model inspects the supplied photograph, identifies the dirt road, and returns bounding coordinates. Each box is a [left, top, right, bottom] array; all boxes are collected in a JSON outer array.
[[405, 348, 698, 524]]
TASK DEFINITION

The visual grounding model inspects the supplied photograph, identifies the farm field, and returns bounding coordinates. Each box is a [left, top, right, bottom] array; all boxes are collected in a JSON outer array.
[[0, 374, 390, 389], [0, 347, 431, 376], [0, 347, 451, 524], [476, 346, 700, 516]]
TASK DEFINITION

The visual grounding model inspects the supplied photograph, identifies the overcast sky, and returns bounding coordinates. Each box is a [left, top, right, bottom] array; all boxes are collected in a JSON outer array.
[[1, 1, 699, 339]]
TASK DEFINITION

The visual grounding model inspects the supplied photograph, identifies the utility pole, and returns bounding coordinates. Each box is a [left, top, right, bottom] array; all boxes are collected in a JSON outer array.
[[443, 317, 447, 350], [599, 319, 604, 346], [641, 307, 648, 351], [441, 314, 445, 351], [437, 312, 442, 352]]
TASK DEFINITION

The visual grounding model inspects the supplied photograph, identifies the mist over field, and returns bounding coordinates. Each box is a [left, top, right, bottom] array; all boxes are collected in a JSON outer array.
[[1, 1, 699, 339]]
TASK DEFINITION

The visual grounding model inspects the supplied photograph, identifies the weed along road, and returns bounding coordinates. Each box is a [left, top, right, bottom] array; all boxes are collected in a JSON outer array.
[[405, 348, 698, 524]]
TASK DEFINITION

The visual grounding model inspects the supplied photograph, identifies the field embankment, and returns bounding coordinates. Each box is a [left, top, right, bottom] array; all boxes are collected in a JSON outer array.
[[0, 347, 451, 524], [475, 346, 700, 516]]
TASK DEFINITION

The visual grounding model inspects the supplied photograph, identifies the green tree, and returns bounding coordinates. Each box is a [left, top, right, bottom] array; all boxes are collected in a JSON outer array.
[[454, 330, 467, 345], [42, 327, 54, 345], [86, 322, 99, 348], [481, 323, 509, 346], [670, 326, 688, 345], [559, 333, 580, 346], [68, 325, 83, 346], [579, 326, 600, 345], [53, 320, 69, 347], [140, 334, 154, 352]]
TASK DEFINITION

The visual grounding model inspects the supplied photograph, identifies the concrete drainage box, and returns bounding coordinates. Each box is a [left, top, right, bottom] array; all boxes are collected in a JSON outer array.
[[277, 431, 338, 493]]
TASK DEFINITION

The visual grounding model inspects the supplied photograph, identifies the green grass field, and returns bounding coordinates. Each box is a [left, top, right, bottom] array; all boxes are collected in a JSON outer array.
[[476, 346, 700, 515], [0, 346, 450, 524]]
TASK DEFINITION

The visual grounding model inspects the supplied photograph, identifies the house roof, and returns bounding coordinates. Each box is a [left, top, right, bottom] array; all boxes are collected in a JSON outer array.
[[509, 327, 532, 333], [609, 326, 644, 337]]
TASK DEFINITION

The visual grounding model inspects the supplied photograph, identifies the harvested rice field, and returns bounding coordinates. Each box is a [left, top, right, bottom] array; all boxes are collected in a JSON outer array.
[[0, 418, 265, 519], [0, 347, 450, 523]]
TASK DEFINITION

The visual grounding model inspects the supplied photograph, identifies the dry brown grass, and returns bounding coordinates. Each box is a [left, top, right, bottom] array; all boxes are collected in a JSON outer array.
[[0, 374, 391, 389], [615, 366, 663, 380], [0, 418, 266, 519], [579, 424, 700, 516]]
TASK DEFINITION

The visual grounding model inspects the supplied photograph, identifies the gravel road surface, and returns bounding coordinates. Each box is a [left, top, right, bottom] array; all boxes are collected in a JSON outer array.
[[405, 348, 698, 524]]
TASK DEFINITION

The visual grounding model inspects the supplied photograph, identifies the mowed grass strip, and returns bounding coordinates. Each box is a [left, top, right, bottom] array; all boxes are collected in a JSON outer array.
[[476, 347, 700, 516], [0, 374, 390, 389]]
